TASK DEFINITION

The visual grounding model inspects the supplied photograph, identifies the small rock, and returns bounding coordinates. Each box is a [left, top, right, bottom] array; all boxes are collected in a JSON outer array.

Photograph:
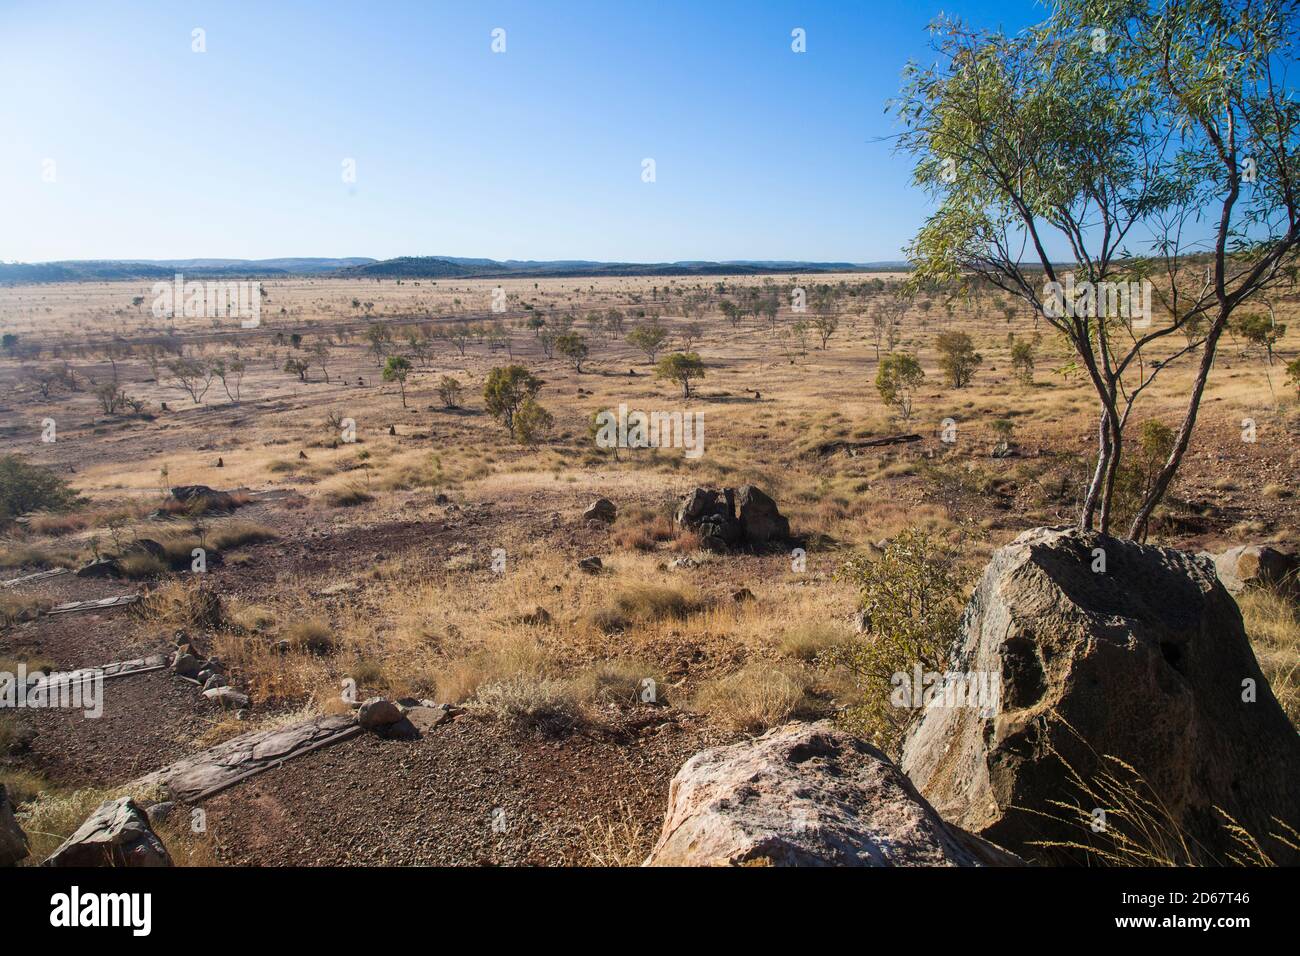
[[202, 674, 228, 691], [171, 652, 203, 678], [202, 686, 250, 709], [357, 696, 403, 730], [731, 587, 755, 603], [75, 557, 120, 579], [577, 556, 603, 574]]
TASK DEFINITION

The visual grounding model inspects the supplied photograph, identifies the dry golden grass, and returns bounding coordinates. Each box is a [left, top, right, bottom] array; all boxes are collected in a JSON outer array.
[[1240, 588, 1300, 726], [692, 663, 822, 734]]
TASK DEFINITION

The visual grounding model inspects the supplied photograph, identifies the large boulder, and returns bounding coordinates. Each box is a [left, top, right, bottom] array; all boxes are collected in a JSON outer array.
[[901, 526, 1300, 865], [737, 484, 790, 546], [1205, 544, 1298, 596], [44, 797, 172, 867], [644, 721, 1020, 867], [675, 485, 788, 551], [0, 784, 29, 867]]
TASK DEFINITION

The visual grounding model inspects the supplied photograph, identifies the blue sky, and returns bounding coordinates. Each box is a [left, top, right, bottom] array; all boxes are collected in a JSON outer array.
[[0, 0, 1047, 263]]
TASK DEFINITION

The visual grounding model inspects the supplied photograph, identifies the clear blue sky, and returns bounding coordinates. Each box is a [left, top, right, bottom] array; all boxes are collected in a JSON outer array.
[[1, 0, 1046, 263]]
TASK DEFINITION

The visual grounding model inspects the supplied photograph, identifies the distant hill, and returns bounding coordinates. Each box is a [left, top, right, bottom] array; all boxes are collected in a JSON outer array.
[[333, 256, 902, 279], [0, 255, 905, 285], [0, 258, 376, 284]]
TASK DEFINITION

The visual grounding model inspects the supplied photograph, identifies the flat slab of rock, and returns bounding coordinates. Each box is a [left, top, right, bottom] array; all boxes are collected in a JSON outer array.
[[644, 721, 1019, 867], [46, 594, 139, 615], [0, 567, 70, 589], [43, 797, 171, 867], [902, 526, 1300, 865], [135, 714, 359, 801]]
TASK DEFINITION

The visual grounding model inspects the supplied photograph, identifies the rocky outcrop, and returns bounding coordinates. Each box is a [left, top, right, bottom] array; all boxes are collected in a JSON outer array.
[[170, 484, 238, 512], [901, 526, 1300, 865], [583, 498, 617, 524], [675, 485, 790, 552], [644, 721, 1020, 867], [0, 784, 29, 867], [1205, 544, 1298, 596], [44, 797, 171, 867]]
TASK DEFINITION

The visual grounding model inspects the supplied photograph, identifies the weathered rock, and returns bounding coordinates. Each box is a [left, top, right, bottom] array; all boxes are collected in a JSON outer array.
[[676, 485, 789, 551], [135, 714, 358, 800], [644, 721, 1019, 867], [145, 801, 176, 827], [75, 557, 120, 579], [171, 651, 203, 678], [170, 485, 237, 512], [125, 538, 166, 560], [577, 555, 603, 574], [737, 484, 790, 546], [202, 673, 228, 691], [731, 587, 755, 603], [583, 498, 617, 524], [202, 686, 249, 709], [0, 784, 29, 867], [1206, 544, 1299, 596], [357, 696, 403, 729], [43, 797, 172, 867], [901, 526, 1300, 865], [668, 556, 699, 570]]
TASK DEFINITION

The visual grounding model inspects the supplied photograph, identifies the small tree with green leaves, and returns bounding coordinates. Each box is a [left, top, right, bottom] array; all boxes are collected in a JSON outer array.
[[1010, 335, 1037, 384], [656, 352, 706, 398], [555, 331, 589, 371], [483, 365, 543, 440], [437, 375, 464, 408], [382, 355, 413, 407], [627, 321, 669, 364], [515, 397, 554, 446], [876, 352, 924, 421], [935, 331, 983, 388]]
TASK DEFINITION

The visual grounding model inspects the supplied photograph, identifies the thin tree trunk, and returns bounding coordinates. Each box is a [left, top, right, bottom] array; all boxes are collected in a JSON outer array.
[[1127, 315, 1227, 539]]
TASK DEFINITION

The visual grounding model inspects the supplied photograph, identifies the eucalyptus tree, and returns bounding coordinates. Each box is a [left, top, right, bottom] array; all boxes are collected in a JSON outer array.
[[895, 0, 1300, 538]]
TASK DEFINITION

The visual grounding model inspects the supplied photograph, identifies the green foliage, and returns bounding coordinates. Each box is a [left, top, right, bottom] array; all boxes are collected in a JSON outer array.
[[875, 352, 924, 420], [0, 455, 81, 522], [554, 331, 589, 370], [655, 352, 706, 397], [483, 365, 543, 440], [935, 331, 983, 387], [1287, 357, 1300, 398], [627, 321, 669, 363], [828, 530, 964, 757], [514, 398, 554, 446], [437, 375, 464, 408], [1010, 335, 1037, 384], [1111, 420, 1176, 533]]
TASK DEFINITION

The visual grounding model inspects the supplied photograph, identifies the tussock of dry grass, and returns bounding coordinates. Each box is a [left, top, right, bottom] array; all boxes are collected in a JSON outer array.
[[692, 663, 821, 734], [587, 583, 705, 632]]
